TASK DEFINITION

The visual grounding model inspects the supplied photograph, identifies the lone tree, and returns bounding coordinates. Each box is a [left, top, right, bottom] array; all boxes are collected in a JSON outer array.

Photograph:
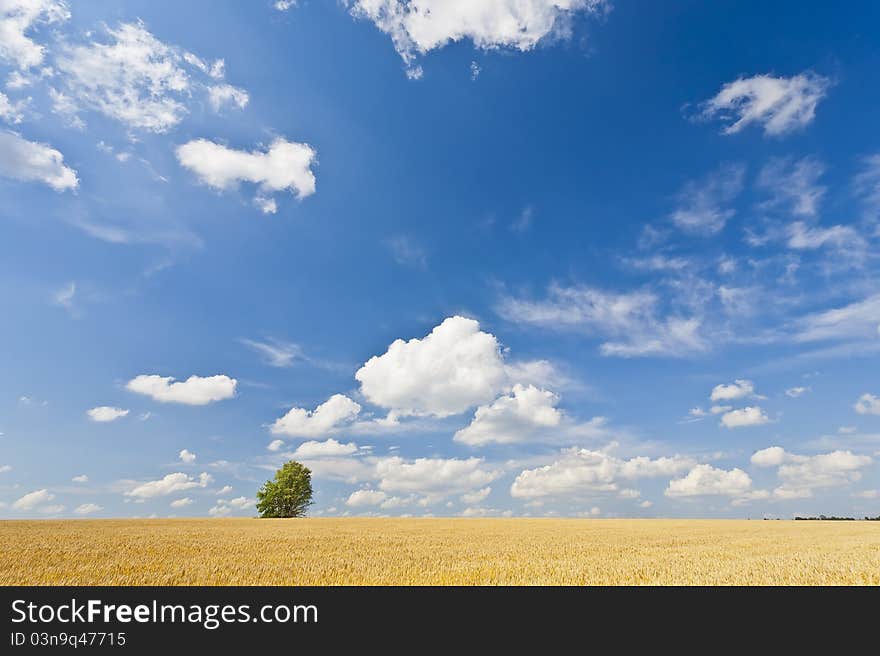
[[256, 460, 313, 518]]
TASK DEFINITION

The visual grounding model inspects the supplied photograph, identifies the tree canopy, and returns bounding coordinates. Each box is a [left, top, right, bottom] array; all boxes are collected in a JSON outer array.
[[256, 460, 313, 518]]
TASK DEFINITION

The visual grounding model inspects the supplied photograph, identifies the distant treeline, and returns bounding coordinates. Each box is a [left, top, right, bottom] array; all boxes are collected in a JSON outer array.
[[791, 515, 880, 521]]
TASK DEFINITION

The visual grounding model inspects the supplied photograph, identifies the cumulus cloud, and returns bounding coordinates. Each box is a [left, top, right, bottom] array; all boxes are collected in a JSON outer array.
[[0, 131, 78, 190], [271, 394, 361, 438], [170, 497, 193, 508], [670, 163, 745, 234], [178, 449, 196, 464], [71, 474, 88, 483], [346, 488, 388, 507], [176, 137, 317, 213], [854, 394, 880, 416], [125, 472, 212, 498], [292, 438, 359, 458], [86, 406, 129, 422], [12, 488, 54, 510], [0, 0, 69, 69], [785, 386, 810, 398], [207, 83, 249, 112], [53, 20, 247, 132], [698, 72, 830, 136], [710, 379, 756, 402], [719, 406, 770, 429], [665, 464, 754, 498], [0, 90, 26, 123], [209, 496, 252, 516], [461, 487, 491, 504], [510, 448, 694, 499], [74, 502, 102, 515], [454, 384, 562, 446], [356, 316, 507, 417], [498, 284, 706, 357], [267, 439, 285, 452], [348, 0, 608, 77], [751, 447, 872, 499], [126, 374, 237, 405], [375, 456, 500, 499]]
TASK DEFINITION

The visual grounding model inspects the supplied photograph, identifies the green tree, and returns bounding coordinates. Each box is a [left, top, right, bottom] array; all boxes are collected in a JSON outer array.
[[256, 460, 313, 518]]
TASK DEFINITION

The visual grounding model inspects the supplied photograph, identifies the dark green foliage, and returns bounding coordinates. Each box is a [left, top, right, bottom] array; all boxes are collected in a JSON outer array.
[[256, 460, 313, 518]]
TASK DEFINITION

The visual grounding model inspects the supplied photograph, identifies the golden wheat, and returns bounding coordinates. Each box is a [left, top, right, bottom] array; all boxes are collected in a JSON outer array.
[[1, 518, 878, 585]]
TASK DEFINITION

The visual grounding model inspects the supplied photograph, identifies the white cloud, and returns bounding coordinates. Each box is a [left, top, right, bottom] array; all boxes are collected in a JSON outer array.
[[74, 502, 102, 515], [0, 464, 12, 473], [375, 455, 500, 499], [209, 495, 252, 516], [52, 281, 76, 312], [355, 316, 507, 416], [274, 0, 298, 10], [207, 83, 249, 111], [750, 446, 788, 467], [460, 487, 491, 504], [0, 130, 78, 190], [454, 384, 562, 446], [757, 157, 826, 217], [853, 489, 880, 500], [12, 488, 54, 510], [854, 154, 880, 221], [346, 488, 387, 507], [216, 485, 233, 496], [670, 163, 745, 234], [54, 21, 189, 132], [699, 72, 831, 136], [170, 497, 193, 508], [665, 464, 753, 498], [710, 379, 755, 402], [0, 90, 26, 123], [267, 439, 285, 452], [125, 472, 212, 498], [176, 137, 317, 213], [296, 456, 374, 483], [53, 21, 246, 133], [786, 221, 865, 254], [271, 394, 361, 437], [386, 234, 428, 269], [292, 438, 359, 458], [498, 284, 706, 358], [348, 0, 608, 77], [720, 406, 770, 429], [751, 446, 872, 498], [785, 386, 810, 398], [126, 374, 237, 405], [241, 338, 301, 368], [178, 449, 196, 464], [0, 0, 69, 69], [793, 294, 880, 344], [511, 448, 694, 499], [228, 496, 251, 509], [855, 394, 880, 416], [71, 474, 88, 483], [86, 406, 129, 422]]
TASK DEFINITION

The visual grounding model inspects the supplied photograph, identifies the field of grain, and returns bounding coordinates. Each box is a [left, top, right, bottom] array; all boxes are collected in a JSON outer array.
[[1, 518, 878, 585]]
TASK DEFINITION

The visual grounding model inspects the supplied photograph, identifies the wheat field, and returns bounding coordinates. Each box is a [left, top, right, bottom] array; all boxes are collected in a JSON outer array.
[[1, 518, 878, 585]]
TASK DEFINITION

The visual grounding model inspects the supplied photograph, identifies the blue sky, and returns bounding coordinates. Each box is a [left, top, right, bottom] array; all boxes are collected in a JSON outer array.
[[1, 0, 879, 519]]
